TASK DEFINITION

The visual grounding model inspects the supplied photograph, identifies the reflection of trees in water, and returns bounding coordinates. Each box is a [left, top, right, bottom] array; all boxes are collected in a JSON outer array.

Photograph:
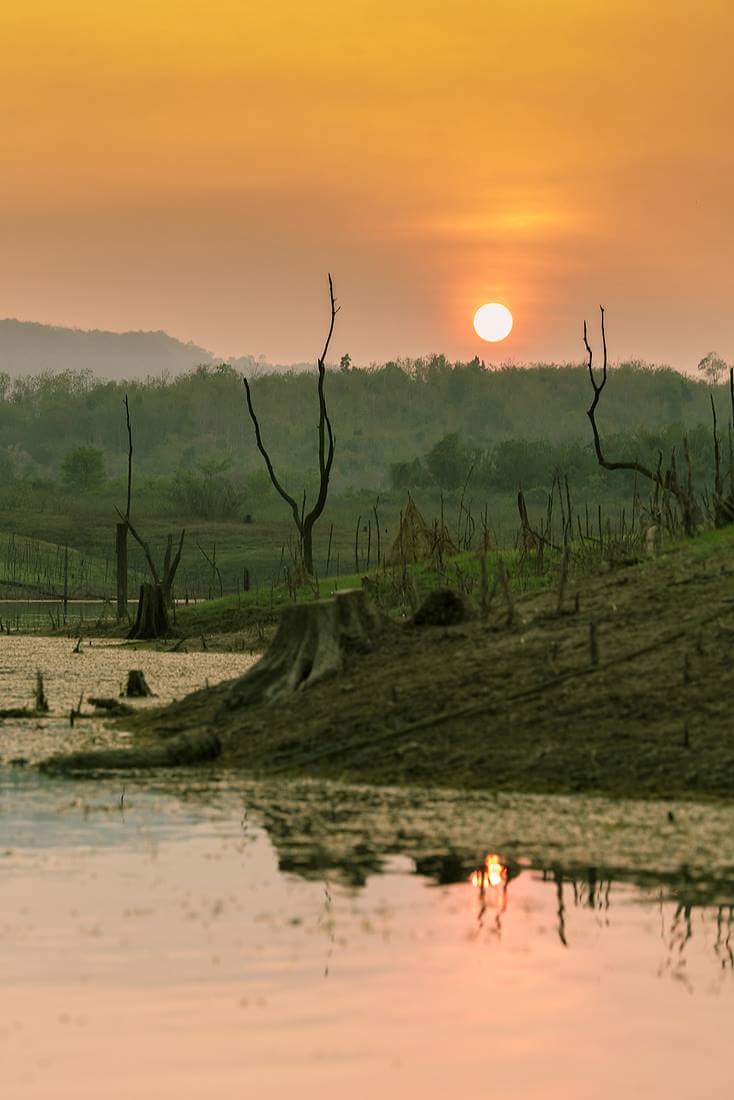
[[477, 865, 613, 948], [715, 906, 734, 971], [543, 865, 611, 948], [319, 879, 335, 979], [468, 859, 734, 979], [251, 798, 734, 976], [656, 899, 734, 987]]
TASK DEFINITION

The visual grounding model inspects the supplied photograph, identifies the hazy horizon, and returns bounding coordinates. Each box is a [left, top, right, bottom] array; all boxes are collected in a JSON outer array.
[[0, 313, 714, 379]]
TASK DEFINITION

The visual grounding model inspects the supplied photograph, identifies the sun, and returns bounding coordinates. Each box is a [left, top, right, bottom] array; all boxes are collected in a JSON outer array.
[[473, 302, 513, 342]]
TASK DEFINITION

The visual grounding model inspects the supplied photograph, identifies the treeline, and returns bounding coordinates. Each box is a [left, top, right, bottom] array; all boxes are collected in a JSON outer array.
[[0, 357, 724, 514], [391, 423, 721, 499]]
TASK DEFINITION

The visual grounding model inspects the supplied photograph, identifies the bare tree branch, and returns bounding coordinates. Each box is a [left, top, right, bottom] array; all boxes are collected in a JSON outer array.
[[584, 306, 697, 534], [242, 274, 338, 573], [585, 307, 657, 482], [124, 393, 133, 521], [318, 272, 340, 365], [167, 528, 186, 586], [115, 506, 160, 584], [195, 538, 222, 597], [242, 375, 302, 532], [306, 274, 337, 526]]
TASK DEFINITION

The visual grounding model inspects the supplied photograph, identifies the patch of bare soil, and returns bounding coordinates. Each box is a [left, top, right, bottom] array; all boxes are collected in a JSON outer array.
[[58, 534, 734, 799]]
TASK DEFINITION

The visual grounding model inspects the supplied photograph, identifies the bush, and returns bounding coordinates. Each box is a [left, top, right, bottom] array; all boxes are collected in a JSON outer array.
[[168, 463, 245, 520], [425, 433, 474, 491], [389, 457, 432, 491], [60, 445, 106, 491]]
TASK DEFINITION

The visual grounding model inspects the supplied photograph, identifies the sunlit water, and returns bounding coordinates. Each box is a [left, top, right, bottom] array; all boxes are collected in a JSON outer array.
[[0, 640, 732, 1098], [1, 767, 732, 1100]]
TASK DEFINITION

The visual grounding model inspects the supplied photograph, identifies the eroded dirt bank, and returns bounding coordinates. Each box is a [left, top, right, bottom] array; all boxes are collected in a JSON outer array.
[[49, 531, 734, 800]]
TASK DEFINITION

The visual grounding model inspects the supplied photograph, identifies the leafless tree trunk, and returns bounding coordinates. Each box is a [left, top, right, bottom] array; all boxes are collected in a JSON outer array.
[[243, 275, 337, 576], [709, 387, 734, 527], [116, 394, 133, 619], [116, 508, 185, 639], [196, 540, 223, 598], [584, 307, 698, 536]]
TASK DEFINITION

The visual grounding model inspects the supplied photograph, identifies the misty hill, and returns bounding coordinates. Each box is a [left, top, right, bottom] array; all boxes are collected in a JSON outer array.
[[0, 318, 216, 379]]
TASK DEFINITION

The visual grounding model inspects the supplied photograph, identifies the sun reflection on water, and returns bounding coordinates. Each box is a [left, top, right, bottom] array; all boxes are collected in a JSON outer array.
[[469, 853, 510, 936], [469, 853, 508, 892]]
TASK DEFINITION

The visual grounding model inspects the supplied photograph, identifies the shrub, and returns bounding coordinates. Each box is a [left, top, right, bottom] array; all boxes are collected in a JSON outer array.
[[60, 445, 106, 491]]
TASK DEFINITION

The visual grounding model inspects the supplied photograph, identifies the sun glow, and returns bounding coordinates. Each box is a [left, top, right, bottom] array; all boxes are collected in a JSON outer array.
[[469, 854, 508, 891], [473, 303, 513, 343]]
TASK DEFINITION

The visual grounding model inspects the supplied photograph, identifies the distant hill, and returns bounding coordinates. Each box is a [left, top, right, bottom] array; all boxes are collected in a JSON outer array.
[[0, 318, 216, 378]]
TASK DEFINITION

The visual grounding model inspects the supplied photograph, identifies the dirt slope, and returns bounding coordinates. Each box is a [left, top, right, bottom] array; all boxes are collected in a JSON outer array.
[[116, 528, 734, 800]]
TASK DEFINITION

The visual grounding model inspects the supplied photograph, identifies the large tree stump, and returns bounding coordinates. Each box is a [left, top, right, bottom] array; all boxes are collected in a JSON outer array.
[[128, 583, 170, 640], [224, 587, 382, 709]]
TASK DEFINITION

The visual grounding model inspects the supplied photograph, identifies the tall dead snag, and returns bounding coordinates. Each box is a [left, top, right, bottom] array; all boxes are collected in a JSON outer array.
[[116, 394, 133, 620], [709, 383, 734, 527], [116, 509, 185, 639], [584, 306, 698, 536], [243, 275, 337, 576]]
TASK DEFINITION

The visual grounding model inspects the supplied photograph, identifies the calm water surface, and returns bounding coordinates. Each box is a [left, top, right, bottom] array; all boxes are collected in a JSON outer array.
[[2, 765, 732, 1100]]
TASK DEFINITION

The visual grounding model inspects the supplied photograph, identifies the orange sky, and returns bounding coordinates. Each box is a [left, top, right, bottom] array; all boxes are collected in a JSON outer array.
[[3, 2, 733, 368]]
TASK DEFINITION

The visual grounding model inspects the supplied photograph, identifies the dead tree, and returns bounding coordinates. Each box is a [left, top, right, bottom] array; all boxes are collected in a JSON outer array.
[[584, 306, 698, 536], [243, 275, 337, 576], [116, 394, 133, 620], [709, 379, 734, 527], [116, 509, 185, 639], [196, 539, 223, 598]]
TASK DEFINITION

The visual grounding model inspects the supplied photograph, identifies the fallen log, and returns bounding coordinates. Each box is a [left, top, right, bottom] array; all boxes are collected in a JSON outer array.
[[39, 731, 221, 775], [88, 697, 136, 716]]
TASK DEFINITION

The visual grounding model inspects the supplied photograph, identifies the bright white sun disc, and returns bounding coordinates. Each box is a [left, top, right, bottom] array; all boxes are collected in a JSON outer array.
[[473, 302, 513, 342]]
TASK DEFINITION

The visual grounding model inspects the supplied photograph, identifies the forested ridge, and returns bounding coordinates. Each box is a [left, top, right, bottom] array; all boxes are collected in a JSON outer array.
[[0, 356, 722, 511]]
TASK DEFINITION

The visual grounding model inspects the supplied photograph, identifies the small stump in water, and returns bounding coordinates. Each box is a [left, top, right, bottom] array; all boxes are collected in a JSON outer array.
[[224, 587, 382, 709], [124, 670, 153, 698], [413, 588, 474, 627], [35, 671, 50, 713]]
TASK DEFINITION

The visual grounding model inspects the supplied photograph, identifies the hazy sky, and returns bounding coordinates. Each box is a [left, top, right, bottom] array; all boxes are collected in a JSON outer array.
[[3, 2, 733, 368]]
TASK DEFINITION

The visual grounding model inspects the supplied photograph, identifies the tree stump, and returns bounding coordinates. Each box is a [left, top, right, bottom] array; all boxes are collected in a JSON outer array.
[[125, 669, 153, 697], [224, 587, 382, 709], [128, 583, 170, 640]]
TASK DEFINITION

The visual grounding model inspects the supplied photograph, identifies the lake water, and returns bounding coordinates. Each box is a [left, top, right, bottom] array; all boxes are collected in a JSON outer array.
[[2, 767, 732, 1100], [0, 641, 732, 1098]]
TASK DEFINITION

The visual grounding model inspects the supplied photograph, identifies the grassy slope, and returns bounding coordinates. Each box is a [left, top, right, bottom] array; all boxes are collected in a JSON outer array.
[[123, 526, 734, 801], [0, 531, 130, 598], [0, 482, 633, 600], [170, 548, 549, 638]]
